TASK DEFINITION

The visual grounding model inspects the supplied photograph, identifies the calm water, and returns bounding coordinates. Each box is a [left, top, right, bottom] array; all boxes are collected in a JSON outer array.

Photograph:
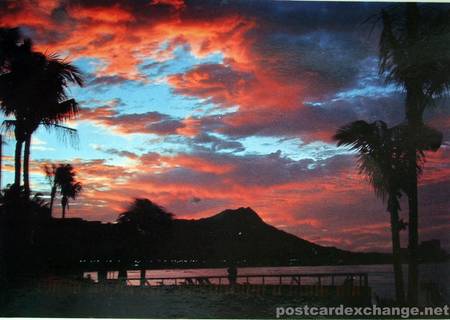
[[85, 262, 450, 302]]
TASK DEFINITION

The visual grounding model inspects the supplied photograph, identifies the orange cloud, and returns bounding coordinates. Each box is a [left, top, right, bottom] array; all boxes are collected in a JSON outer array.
[[71, 5, 135, 23], [1, 1, 255, 80]]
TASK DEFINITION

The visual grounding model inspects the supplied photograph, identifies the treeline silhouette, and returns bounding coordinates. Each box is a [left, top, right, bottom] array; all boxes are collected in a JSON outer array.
[[6, 202, 398, 276], [3, 199, 445, 279]]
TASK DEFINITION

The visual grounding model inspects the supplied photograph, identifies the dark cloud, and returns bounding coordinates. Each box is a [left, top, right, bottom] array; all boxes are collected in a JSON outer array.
[[192, 133, 244, 152], [94, 146, 139, 159], [147, 119, 185, 135], [190, 196, 201, 203], [87, 74, 130, 88]]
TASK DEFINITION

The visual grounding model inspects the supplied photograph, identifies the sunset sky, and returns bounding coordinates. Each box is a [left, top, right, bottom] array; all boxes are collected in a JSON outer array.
[[1, 0, 449, 252]]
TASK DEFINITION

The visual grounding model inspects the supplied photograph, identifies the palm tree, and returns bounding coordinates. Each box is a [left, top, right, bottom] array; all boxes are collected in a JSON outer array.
[[334, 120, 442, 304], [43, 164, 57, 216], [0, 28, 33, 187], [378, 4, 450, 303], [54, 164, 82, 219], [117, 199, 174, 263], [335, 120, 407, 303], [21, 53, 82, 195], [0, 28, 82, 194], [60, 181, 81, 219], [117, 199, 174, 233]]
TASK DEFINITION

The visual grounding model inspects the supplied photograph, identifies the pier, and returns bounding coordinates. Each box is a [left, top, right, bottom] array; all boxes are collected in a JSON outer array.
[[78, 271, 372, 304]]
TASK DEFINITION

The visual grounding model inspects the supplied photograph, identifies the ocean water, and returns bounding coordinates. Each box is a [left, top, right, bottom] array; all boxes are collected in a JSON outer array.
[[85, 262, 450, 302]]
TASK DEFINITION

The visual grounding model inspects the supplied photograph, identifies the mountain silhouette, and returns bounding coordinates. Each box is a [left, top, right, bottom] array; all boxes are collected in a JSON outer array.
[[159, 207, 387, 266], [206, 207, 263, 223], [36, 207, 391, 272]]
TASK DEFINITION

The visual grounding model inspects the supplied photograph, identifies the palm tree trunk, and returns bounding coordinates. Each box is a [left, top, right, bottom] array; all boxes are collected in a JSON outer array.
[[405, 4, 421, 305], [49, 182, 56, 217], [405, 85, 422, 306], [407, 171, 419, 305], [404, 98, 420, 306], [23, 134, 31, 195], [389, 195, 405, 304], [14, 139, 23, 187], [62, 196, 67, 219]]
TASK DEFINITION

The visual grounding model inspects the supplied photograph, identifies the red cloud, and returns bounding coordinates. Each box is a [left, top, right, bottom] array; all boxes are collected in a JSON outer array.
[[1, 1, 255, 79], [71, 5, 135, 23]]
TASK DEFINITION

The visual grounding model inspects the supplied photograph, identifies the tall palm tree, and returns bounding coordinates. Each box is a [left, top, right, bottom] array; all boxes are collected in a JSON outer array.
[[0, 28, 82, 194], [53, 164, 82, 219], [21, 52, 82, 194], [334, 120, 442, 304], [334, 120, 407, 303], [378, 4, 450, 304], [0, 28, 33, 187]]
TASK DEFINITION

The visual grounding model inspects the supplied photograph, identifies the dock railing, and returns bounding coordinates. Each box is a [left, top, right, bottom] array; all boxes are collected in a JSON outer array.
[[120, 272, 369, 289], [87, 271, 370, 302]]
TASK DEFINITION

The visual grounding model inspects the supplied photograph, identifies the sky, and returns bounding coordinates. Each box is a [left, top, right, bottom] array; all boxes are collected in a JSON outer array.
[[1, 0, 449, 252]]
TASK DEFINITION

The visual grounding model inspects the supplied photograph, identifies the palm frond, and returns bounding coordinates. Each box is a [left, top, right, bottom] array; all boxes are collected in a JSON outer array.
[[1, 119, 16, 134], [46, 54, 84, 88], [42, 163, 57, 184], [379, 4, 450, 104], [45, 99, 80, 122], [1, 119, 15, 130], [334, 120, 411, 204], [41, 123, 79, 148]]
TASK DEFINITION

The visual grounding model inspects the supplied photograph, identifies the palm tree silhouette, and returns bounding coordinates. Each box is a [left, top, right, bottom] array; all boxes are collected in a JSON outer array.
[[60, 181, 82, 219], [117, 199, 174, 232], [21, 53, 82, 194], [378, 4, 450, 303], [0, 28, 82, 194], [117, 199, 174, 262], [335, 120, 407, 303], [43, 164, 58, 216], [0, 28, 33, 187], [334, 120, 442, 304], [46, 164, 82, 219]]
